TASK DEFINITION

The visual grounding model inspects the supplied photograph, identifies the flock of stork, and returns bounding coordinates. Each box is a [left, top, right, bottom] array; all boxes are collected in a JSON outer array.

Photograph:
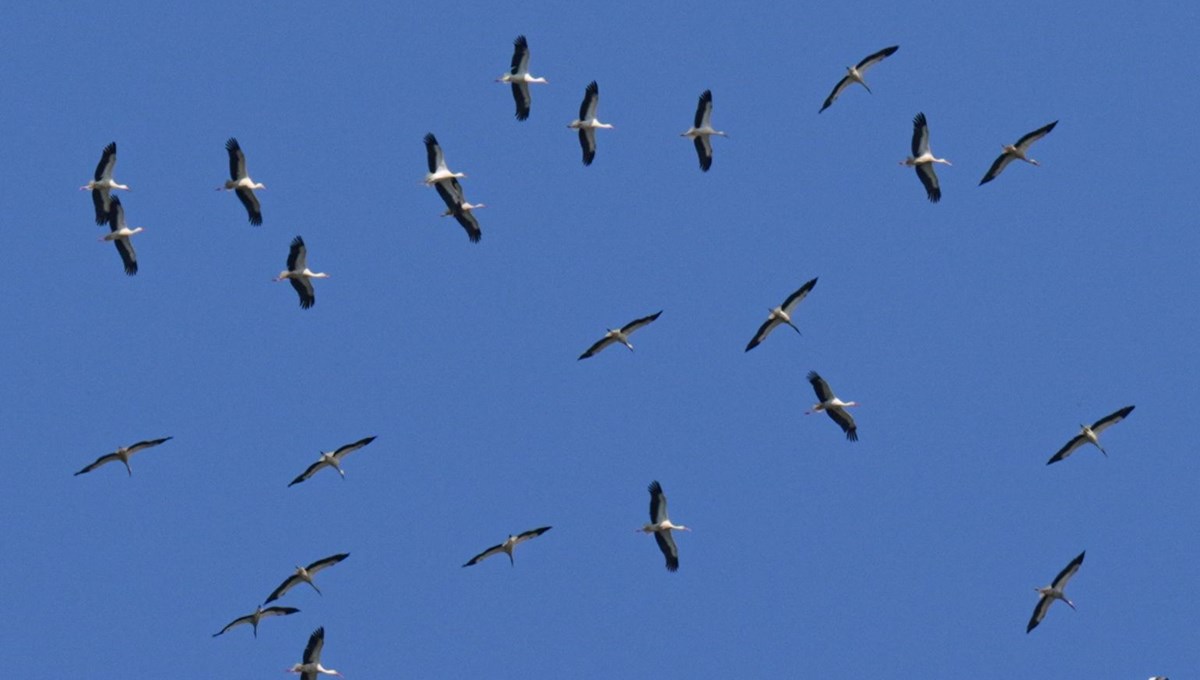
[[70, 32, 1155, 678]]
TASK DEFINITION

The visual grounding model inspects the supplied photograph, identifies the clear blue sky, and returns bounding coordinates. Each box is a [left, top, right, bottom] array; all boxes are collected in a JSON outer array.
[[1, 1, 1197, 677]]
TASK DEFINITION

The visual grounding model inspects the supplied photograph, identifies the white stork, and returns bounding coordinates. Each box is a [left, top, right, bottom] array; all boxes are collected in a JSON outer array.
[[265, 553, 350, 604], [74, 436, 173, 476], [578, 311, 662, 360], [433, 180, 483, 243], [462, 527, 552, 567], [287, 627, 343, 679], [568, 81, 613, 166], [901, 112, 951, 203], [819, 45, 899, 113], [497, 35, 547, 121], [219, 138, 264, 225], [100, 195, 142, 276], [423, 133, 466, 186], [806, 371, 858, 441], [1046, 405, 1135, 465], [681, 90, 727, 172], [274, 237, 329, 310], [745, 277, 818, 352], [81, 141, 129, 225], [213, 605, 299, 638], [639, 481, 689, 572], [1027, 551, 1085, 633], [288, 436, 377, 486], [979, 121, 1058, 185]]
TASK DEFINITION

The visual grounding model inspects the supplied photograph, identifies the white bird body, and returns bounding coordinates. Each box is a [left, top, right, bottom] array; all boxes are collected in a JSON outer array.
[[219, 138, 264, 225], [432, 177, 483, 243], [423, 133, 466, 186], [579, 311, 662, 360], [902, 112, 950, 203], [681, 90, 727, 172], [1046, 405, 1135, 464], [1027, 551, 1085, 633], [274, 236, 329, 309], [746, 278, 818, 351], [463, 527, 552, 567], [497, 35, 547, 121], [640, 481, 688, 572], [819, 45, 899, 113], [980, 121, 1058, 185], [568, 81, 613, 166], [82, 142, 129, 225], [98, 195, 143, 275], [288, 436, 377, 486], [806, 371, 858, 441]]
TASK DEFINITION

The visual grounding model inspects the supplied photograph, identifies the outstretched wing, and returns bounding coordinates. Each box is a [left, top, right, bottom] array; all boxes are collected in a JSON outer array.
[[654, 531, 679, 572], [915, 163, 941, 203], [819, 75, 854, 113], [462, 542, 506, 567], [1015, 120, 1058, 152], [620, 311, 663, 335], [780, 277, 818, 314], [807, 371, 834, 402], [979, 151, 1015, 186], [332, 436, 377, 460], [855, 45, 899, 71], [826, 406, 858, 441], [1046, 433, 1088, 465], [74, 452, 121, 476], [1090, 405, 1134, 434], [288, 459, 327, 486], [578, 334, 617, 360]]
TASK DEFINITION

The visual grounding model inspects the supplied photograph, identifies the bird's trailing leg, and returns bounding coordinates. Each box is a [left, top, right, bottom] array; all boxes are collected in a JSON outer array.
[[122, 459, 132, 476], [309, 581, 322, 596], [786, 321, 802, 336]]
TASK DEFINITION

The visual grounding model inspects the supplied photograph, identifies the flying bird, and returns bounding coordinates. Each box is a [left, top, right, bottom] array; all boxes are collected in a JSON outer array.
[[639, 481, 689, 572], [680, 90, 727, 172], [74, 437, 173, 477], [979, 121, 1058, 185], [806, 371, 858, 441], [1046, 406, 1135, 465], [745, 277, 818, 352], [288, 436, 377, 486], [819, 45, 899, 113], [265, 553, 350, 604], [219, 138, 264, 225], [100, 196, 143, 276], [568, 81, 613, 166], [462, 527, 552, 567], [496, 35, 547, 121], [423, 133, 466, 186], [213, 605, 299, 638], [1027, 551, 1085, 633], [274, 236, 329, 309], [433, 180, 483, 243], [578, 311, 662, 360], [287, 627, 343, 679], [81, 141, 129, 225], [901, 112, 951, 203]]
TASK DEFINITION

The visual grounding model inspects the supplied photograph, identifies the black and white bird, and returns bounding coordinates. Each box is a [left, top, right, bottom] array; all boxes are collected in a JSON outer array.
[[568, 81, 613, 166], [288, 436, 377, 486], [578, 311, 662, 360], [1046, 406, 1135, 465], [819, 45, 899, 113], [287, 627, 343, 679], [979, 121, 1058, 185], [265, 553, 350, 604], [806, 371, 858, 441], [462, 527, 552, 567], [74, 436, 173, 477], [496, 35, 547, 121], [639, 481, 689, 572], [219, 138, 264, 225], [100, 196, 142, 276], [213, 605, 300, 638], [81, 142, 128, 225], [901, 112, 951, 203], [745, 277, 818, 352], [1027, 551, 1085, 633], [680, 90, 727, 172], [423, 133, 466, 187], [274, 237, 329, 309], [432, 180, 483, 243]]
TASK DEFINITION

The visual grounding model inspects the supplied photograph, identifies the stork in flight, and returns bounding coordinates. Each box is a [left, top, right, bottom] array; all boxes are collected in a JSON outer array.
[[265, 553, 350, 604], [275, 236, 329, 309], [213, 605, 300, 638], [680, 90, 727, 172], [745, 277, 818, 352], [979, 121, 1058, 185], [901, 112, 950, 203], [640, 481, 689, 572], [219, 138, 264, 225], [288, 436, 377, 486], [1046, 406, 1135, 465], [819, 45, 899, 113], [82, 141, 128, 225], [462, 527, 552, 567], [497, 35, 547, 121], [1027, 551, 1085, 633], [287, 627, 343, 679], [74, 437, 173, 477], [806, 371, 858, 441], [423, 133, 466, 186], [100, 195, 142, 276], [578, 311, 662, 360], [568, 81, 613, 166]]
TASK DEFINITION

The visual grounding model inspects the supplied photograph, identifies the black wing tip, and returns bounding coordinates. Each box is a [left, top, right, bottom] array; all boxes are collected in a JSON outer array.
[[299, 297, 315, 310], [699, 89, 712, 102], [647, 310, 663, 321], [806, 370, 821, 383], [648, 480, 663, 494], [225, 137, 240, 151], [585, 80, 598, 94], [514, 34, 528, 46], [249, 213, 263, 226], [881, 45, 900, 55], [913, 112, 927, 127], [665, 560, 679, 572], [124, 263, 138, 276], [515, 109, 530, 121], [102, 141, 117, 154], [290, 235, 305, 248], [423, 132, 437, 146], [1116, 405, 1135, 416], [927, 188, 941, 203], [846, 428, 858, 442]]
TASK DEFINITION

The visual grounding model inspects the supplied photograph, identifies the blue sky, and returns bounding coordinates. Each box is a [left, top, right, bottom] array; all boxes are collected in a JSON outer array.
[[1, 1, 1197, 677]]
